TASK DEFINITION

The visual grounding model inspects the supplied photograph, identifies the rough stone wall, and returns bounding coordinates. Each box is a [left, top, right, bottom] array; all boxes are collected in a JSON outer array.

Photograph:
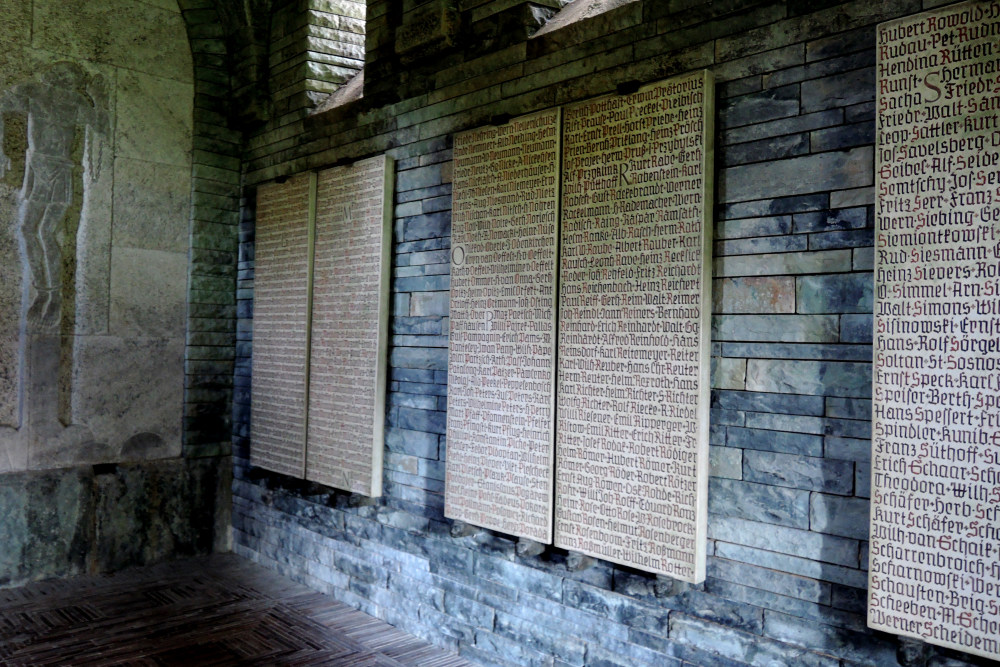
[[233, 1, 997, 666], [0, 0, 237, 586]]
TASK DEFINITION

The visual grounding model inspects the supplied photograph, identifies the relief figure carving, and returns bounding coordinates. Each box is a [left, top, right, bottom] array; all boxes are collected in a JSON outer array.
[[0, 62, 109, 333]]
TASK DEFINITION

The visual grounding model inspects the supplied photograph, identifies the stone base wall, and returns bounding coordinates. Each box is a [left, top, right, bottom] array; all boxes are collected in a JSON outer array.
[[233, 1, 996, 666]]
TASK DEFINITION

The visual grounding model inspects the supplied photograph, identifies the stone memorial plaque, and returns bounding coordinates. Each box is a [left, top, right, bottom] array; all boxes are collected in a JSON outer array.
[[307, 156, 393, 497], [871, 3, 1000, 660], [445, 109, 560, 543], [554, 71, 714, 582], [250, 173, 314, 478]]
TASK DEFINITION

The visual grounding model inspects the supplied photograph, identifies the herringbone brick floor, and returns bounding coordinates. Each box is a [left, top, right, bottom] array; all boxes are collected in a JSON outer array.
[[0, 554, 471, 666]]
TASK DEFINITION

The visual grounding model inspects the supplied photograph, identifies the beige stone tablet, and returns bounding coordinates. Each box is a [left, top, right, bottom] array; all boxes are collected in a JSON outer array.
[[307, 156, 393, 496], [554, 70, 714, 582], [250, 174, 315, 478], [871, 3, 1000, 660], [445, 109, 561, 543]]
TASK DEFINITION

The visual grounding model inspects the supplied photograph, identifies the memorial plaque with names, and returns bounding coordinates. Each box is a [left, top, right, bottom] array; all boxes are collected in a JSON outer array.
[[871, 3, 1000, 660], [251, 173, 314, 478], [554, 71, 714, 582], [307, 156, 393, 497], [445, 109, 560, 543]]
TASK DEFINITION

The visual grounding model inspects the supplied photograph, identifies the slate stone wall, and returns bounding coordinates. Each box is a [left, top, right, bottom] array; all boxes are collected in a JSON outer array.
[[232, 1, 997, 665]]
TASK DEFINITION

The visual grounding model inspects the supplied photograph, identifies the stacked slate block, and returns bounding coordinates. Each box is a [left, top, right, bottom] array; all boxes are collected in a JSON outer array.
[[232, 1, 997, 666]]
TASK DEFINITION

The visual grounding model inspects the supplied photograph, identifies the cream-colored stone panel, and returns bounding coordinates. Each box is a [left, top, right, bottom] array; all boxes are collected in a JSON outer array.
[[307, 156, 392, 497], [870, 3, 1000, 661], [554, 71, 715, 583]]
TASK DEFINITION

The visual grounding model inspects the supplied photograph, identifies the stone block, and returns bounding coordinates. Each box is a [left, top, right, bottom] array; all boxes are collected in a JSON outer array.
[[792, 207, 867, 233], [494, 611, 586, 665], [744, 412, 825, 435], [709, 556, 830, 604], [801, 67, 875, 112], [398, 212, 451, 242], [716, 215, 792, 239], [744, 451, 853, 494], [746, 359, 872, 398], [808, 229, 873, 250], [389, 346, 448, 370], [796, 273, 872, 314], [715, 249, 852, 277], [763, 610, 898, 666], [810, 122, 875, 152], [824, 436, 871, 463], [713, 390, 826, 416], [810, 493, 869, 540], [726, 427, 822, 456], [709, 478, 810, 528], [385, 427, 439, 459], [853, 247, 874, 271], [719, 147, 873, 203], [721, 194, 827, 220], [726, 109, 842, 145], [711, 357, 746, 390], [709, 446, 742, 480], [721, 133, 809, 168], [840, 314, 872, 343], [709, 516, 860, 567], [474, 553, 562, 602], [715, 542, 867, 590], [716, 234, 807, 256], [713, 277, 795, 314], [719, 84, 799, 129], [712, 315, 839, 343], [825, 397, 871, 420], [722, 342, 869, 362], [670, 613, 840, 667]]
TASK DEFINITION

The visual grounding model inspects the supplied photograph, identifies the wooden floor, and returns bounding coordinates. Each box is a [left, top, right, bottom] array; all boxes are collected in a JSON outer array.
[[0, 554, 471, 666]]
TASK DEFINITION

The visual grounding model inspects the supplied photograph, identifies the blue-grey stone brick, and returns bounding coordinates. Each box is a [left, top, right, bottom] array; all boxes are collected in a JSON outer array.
[[721, 193, 827, 220], [472, 629, 553, 667], [720, 147, 873, 203], [389, 346, 448, 370], [709, 557, 831, 604], [709, 478, 810, 528], [670, 613, 840, 667], [423, 195, 451, 213], [590, 640, 683, 667], [721, 133, 809, 167], [444, 592, 495, 628], [710, 408, 745, 426], [840, 314, 872, 343], [385, 427, 439, 458], [726, 426, 823, 456], [811, 121, 875, 152], [745, 412, 825, 434], [792, 207, 867, 233], [391, 367, 436, 383], [418, 604, 477, 642], [810, 493, 869, 540], [808, 228, 873, 250], [397, 183, 451, 204], [394, 274, 450, 292], [745, 450, 854, 494], [394, 407, 446, 434], [396, 212, 451, 242], [473, 553, 562, 602], [823, 417, 870, 439], [397, 380, 448, 396], [494, 612, 586, 665], [719, 84, 799, 128], [712, 513, 860, 570], [388, 571, 445, 610], [831, 582, 867, 614], [797, 273, 872, 314], [846, 101, 876, 123], [824, 436, 871, 463], [389, 393, 438, 410], [397, 237, 450, 253], [714, 542, 867, 590], [855, 465, 871, 498], [713, 390, 826, 416], [713, 314, 838, 343], [801, 67, 875, 112], [715, 215, 792, 239], [762, 610, 900, 666], [725, 109, 842, 145], [746, 359, 872, 398], [715, 234, 807, 256], [397, 163, 447, 192], [721, 342, 871, 361]]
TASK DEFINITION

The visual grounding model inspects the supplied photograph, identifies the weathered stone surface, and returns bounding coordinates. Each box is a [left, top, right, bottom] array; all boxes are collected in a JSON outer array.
[[711, 357, 746, 390], [32, 0, 192, 82], [709, 447, 742, 480], [109, 248, 188, 337], [840, 314, 872, 343], [746, 359, 872, 397], [112, 158, 192, 253], [115, 69, 193, 168], [810, 493, 869, 540], [713, 277, 795, 314], [715, 249, 852, 277], [709, 478, 810, 528]]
